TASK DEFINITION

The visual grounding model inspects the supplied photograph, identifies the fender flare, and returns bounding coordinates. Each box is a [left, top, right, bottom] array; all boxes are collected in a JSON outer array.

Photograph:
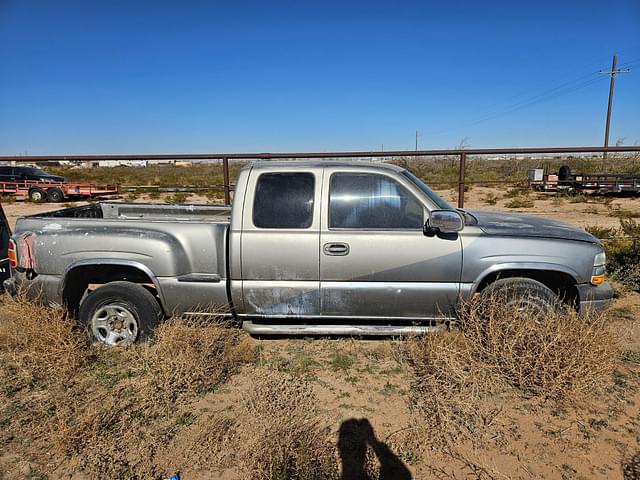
[[59, 258, 168, 313], [470, 262, 582, 296]]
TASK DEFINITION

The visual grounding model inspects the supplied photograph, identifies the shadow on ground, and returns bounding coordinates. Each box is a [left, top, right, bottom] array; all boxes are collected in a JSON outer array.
[[338, 418, 411, 480]]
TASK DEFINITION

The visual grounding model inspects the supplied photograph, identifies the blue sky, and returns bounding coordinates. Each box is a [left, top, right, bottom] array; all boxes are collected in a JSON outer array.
[[0, 0, 638, 154]]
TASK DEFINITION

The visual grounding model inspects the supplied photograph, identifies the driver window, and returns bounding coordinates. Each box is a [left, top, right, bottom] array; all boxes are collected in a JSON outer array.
[[329, 173, 423, 229]]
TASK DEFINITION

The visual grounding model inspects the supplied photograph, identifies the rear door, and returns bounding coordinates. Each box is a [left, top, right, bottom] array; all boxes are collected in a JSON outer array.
[[320, 168, 463, 320], [240, 167, 322, 317]]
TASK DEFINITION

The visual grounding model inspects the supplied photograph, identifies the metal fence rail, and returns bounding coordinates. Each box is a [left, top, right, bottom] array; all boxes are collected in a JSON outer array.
[[1, 145, 638, 207]]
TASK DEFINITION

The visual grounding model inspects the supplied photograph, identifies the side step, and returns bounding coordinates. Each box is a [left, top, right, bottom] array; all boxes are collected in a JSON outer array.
[[241, 320, 447, 336]]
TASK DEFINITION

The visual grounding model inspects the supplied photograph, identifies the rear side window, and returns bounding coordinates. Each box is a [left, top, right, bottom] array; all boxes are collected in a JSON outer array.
[[253, 173, 315, 228], [0, 167, 10, 175], [330, 173, 423, 229]]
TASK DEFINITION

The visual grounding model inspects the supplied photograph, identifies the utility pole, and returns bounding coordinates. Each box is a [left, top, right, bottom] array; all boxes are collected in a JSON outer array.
[[415, 130, 418, 151], [599, 53, 631, 159]]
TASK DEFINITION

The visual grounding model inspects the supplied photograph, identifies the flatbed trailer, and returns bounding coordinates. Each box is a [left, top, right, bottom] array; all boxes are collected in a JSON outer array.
[[0, 180, 118, 202], [529, 166, 640, 195]]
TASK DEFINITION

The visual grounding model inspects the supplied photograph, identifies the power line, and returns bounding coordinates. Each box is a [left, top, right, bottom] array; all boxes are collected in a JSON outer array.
[[429, 72, 607, 137]]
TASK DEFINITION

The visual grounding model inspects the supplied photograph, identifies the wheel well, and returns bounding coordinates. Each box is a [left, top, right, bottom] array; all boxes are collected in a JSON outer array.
[[476, 269, 579, 308], [63, 264, 160, 316]]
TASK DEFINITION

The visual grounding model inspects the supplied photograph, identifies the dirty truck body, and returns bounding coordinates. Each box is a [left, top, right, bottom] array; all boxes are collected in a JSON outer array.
[[5, 161, 612, 343]]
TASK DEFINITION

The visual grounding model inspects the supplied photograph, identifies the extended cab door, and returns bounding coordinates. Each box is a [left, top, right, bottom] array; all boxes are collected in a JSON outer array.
[[240, 167, 322, 317], [320, 168, 462, 320]]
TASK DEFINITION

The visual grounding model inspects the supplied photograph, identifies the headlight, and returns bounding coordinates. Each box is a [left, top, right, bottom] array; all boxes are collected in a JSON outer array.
[[591, 251, 607, 285], [593, 251, 606, 267]]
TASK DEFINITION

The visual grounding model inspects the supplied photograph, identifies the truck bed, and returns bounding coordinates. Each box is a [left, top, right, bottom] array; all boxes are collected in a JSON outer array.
[[13, 201, 233, 315], [24, 201, 232, 222]]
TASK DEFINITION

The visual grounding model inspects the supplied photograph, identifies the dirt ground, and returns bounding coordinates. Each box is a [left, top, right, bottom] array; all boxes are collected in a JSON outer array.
[[1, 189, 639, 479]]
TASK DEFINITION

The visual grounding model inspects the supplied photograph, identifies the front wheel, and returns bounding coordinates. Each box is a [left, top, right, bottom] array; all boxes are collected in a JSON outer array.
[[480, 277, 561, 314], [78, 281, 163, 346]]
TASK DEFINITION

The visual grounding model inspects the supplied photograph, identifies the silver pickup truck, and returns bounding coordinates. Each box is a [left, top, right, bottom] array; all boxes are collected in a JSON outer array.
[[5, 161, 612, 345]]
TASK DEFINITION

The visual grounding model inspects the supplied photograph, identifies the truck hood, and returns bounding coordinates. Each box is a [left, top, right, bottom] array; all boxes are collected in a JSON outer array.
[[466, 209, 599, 244]]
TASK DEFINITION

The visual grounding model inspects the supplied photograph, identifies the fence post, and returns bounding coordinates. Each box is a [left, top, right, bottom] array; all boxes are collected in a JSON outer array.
[[457, 152, 466, 208], [222, 157, 231, 205]]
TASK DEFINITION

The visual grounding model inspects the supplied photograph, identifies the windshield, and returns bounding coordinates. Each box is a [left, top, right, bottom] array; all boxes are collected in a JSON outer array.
[[401, 170, 452, 210]]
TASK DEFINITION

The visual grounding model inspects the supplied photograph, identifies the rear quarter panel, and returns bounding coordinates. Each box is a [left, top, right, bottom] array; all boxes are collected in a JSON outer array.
[[12, 217, 231, 314]]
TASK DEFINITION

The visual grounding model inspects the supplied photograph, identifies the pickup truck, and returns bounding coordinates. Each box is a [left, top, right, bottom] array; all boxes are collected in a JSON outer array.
[[4, 161, 612, 346]]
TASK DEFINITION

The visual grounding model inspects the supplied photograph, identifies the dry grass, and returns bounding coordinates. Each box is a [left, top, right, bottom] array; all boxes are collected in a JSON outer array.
[[0, 297, 91, 386], [0, 302, 256, 478], [504, 196, 534, 208], [623, 451, 640, 480], [460, 293, 619, 398], [138, 316, 256, 403], [406, 333, 499, 445], [406, 292, 619, 446], [237, 371, 339, 480], [482, 192, 499, 205], [165, 191, 192, 204], [0, 289, 633, 478]]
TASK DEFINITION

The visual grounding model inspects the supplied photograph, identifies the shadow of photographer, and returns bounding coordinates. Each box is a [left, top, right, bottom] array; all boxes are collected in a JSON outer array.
[[338, 418, 412, 480]]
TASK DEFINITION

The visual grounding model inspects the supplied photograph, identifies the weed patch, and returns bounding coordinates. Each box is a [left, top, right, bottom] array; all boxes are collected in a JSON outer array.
[[406, 292, 619, 446], [0, 303, 255, 478], [237, 371, 339, 480], [505, 196, 534, 208]]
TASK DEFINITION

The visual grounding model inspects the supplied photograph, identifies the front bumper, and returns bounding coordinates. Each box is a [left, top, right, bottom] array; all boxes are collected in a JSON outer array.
[[577, 281, 614, 314]]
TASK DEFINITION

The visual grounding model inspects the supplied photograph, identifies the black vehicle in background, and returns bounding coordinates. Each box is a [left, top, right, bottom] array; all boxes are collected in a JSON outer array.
[[0, 204, 10, 292], [0, 166, 66, 183]]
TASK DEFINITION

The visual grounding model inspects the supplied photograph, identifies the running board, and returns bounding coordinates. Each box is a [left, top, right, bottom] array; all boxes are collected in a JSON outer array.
[[241, 321, 447, 336]]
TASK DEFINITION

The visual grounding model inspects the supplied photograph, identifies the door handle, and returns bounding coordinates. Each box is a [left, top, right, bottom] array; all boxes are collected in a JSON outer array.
[[323, 242, 350, 256]]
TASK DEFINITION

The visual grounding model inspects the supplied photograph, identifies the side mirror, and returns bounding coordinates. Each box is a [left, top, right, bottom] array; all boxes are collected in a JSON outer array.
[[424, 210, 464, 236]]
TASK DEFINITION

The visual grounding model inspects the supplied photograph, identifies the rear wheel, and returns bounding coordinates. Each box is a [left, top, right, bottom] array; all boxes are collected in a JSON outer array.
[[480, 277, 560, 314], [78, 281, 163, 346], [28, 188, 47, 203], [47, 187, 64, 203]]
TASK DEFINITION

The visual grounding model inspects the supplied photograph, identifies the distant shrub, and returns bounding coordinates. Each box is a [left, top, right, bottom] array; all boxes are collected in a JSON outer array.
[[609, 208, 640, 219], [165, 192, 191, 204], [584, 225, 616, 239], [568, 193, 588, 204], [504, 187, 530, 198], [505, 197, 534, 208], [586, 219, 640, 292], [483, 192, 499, 205]]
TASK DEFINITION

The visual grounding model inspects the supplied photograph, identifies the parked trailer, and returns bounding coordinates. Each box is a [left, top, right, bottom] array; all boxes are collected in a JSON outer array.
[[529, 166, 640, 195], [0, 180, 118, 202]]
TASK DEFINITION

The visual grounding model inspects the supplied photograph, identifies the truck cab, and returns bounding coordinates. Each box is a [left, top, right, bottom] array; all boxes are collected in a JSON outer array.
[[233, 161, 463, 327]]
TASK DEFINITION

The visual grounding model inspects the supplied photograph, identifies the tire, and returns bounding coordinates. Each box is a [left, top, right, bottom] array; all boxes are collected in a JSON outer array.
[[28, 187, 47, 203], [47, 187, 64, 203], [480, 277, 560, 314], [78, 281, 163, 346]]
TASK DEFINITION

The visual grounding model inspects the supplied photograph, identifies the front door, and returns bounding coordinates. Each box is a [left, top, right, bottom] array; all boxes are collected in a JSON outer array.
[[320, 169, 462, 320], [240, 168, 322, 317]]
